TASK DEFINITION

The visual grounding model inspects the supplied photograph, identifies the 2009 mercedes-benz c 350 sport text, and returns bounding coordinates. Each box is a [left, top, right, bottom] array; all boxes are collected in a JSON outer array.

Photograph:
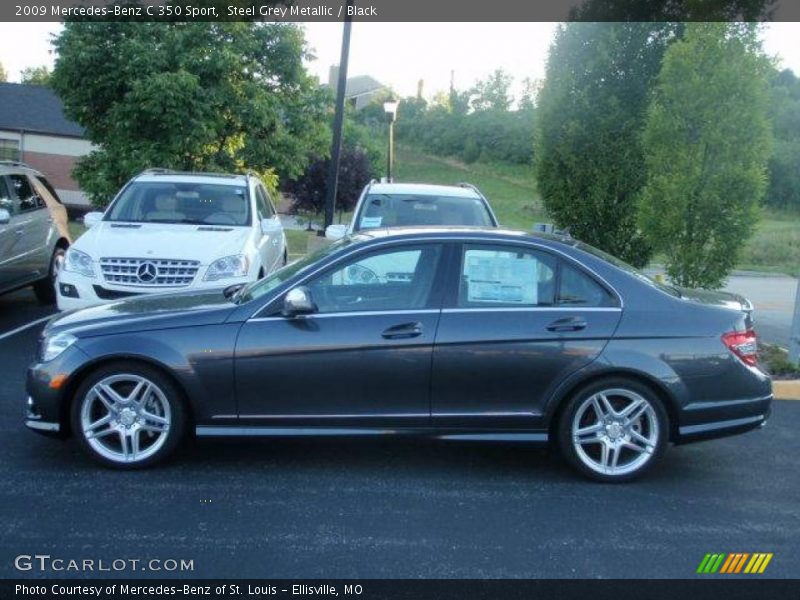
[[25, 227, 772, 481]]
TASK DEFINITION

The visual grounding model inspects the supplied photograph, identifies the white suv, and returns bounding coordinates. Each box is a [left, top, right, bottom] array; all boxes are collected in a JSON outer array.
[[325, 182, 498, 240], [57, 170, 287, 311]]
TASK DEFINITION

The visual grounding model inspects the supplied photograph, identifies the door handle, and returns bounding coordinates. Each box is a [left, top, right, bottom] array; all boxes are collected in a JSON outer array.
[[382, 322, 423, 339], [546, 317, 587, 332], [14, 228, 23, 236]]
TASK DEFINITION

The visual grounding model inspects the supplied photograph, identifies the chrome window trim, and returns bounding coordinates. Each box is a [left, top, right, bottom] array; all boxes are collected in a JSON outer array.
[[248, 234, 624, 321], [249, 308, 441, 322]]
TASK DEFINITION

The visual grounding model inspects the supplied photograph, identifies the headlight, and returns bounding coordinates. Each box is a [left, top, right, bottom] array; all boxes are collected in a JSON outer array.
[[41, 332, 77, 362], [63, 248, 95, 278], [204, 255, 250, 281]]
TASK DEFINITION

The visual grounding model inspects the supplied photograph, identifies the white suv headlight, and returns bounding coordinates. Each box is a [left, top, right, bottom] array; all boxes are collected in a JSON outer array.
[[63, 248, 95, 278], [41, 332, 77, 362], [204, 255, 250, 281]]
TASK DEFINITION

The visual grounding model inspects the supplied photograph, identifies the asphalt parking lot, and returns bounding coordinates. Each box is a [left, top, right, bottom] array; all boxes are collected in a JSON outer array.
[[1, 288, 799, 579]]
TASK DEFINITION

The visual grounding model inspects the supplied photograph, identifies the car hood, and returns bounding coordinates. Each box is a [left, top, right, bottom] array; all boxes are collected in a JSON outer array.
[[73, 221, 253, 264], [44, 288, 237, 338]]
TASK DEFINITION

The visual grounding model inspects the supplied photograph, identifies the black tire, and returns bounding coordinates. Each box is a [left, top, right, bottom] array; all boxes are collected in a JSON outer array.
[[70, 362, 187, 469], [33, 246, 66, 305], [557, 377, 669, 483]]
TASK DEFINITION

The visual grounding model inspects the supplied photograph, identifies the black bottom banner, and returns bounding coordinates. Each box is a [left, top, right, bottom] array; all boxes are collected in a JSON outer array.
[[2, 579, 798, 600]]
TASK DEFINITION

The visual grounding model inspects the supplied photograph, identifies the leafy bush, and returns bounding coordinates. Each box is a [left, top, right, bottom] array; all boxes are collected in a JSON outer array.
[[639, 23, 772, 288], [284, 145, 375, 218]]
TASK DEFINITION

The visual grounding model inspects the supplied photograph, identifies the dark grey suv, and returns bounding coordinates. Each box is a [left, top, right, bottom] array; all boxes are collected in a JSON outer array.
[[0, 161, 71, 304], [25, 227, 771, 481]]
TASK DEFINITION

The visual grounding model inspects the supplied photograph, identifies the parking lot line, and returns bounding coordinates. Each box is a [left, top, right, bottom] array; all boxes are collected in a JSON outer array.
[[0, 315, 52, 341]]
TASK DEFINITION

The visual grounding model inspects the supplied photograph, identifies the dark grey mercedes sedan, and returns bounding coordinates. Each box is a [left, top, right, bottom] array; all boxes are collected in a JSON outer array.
[[25, 227, 772, 481]]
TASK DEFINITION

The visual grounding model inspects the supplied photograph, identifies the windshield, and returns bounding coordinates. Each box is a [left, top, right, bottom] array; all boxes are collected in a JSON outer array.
[[574, 241, 681, 297], [235, 236, 358, 304], [355, 194, 494, 231], [107, 181, 251, 226]]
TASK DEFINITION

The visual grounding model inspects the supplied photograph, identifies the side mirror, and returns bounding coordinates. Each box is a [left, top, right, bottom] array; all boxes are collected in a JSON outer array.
[[83, 212, 103, 228], [261, 218, 282, 235], [325, 224, 347, 241], [0, 208, 10, 225], [282, 286, 317, 317]]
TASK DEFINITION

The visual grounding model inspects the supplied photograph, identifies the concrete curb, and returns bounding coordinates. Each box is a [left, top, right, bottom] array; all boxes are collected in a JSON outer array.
[[773, 380, 800, 400]]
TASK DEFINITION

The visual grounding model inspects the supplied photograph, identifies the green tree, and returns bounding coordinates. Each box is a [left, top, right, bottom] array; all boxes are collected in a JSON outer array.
[[471, 69, 514, 112], [639, 23, 773, 288], [518, 77, 538, 112], [535, 23, 677, 266], [51, 22, 328, 206], [0, 61, 7, 82], [20, 65, 51, 86], [765, 68, 800, 211]]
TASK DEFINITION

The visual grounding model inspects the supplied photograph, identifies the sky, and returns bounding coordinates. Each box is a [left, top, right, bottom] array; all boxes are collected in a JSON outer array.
[[1, 22, 800, 101]]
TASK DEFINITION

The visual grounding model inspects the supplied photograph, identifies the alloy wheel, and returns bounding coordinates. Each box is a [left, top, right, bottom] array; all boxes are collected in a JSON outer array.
[[571, 388, 659, 477], [79, 374, 171, 464]]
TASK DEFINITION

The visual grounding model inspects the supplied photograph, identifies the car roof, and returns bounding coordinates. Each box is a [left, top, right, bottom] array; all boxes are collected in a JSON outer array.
[[352, 225, 576, 249], [133, 171, 249, 186], [366, 182, 481, 199], [0, 161, 44, 177]]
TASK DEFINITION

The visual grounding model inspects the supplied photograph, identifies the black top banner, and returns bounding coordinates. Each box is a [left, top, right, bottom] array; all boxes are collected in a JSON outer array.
[[2, 0, 798, 22]]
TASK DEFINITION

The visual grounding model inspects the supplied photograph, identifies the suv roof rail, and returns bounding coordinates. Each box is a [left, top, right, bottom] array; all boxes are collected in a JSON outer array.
[[0, 159, 36, 170], [457, 182, 482, 194], [136, 168, 243, 179]]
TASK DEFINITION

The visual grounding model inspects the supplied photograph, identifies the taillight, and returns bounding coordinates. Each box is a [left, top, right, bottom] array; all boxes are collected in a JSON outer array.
[[722, 329, 758, 366]]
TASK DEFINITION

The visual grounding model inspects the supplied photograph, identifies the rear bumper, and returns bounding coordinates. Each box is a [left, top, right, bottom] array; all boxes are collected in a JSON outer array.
[[676, 394, 772, 444]]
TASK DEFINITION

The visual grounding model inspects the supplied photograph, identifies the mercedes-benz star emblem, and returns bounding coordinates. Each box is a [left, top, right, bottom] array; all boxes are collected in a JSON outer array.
[[137, 261, 158, 283]]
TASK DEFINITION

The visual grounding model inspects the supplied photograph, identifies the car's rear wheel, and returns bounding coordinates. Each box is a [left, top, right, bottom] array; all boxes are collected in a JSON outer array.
[[33, 246, 66, 305], [71, 363, 186, 469], [557, 378, 668, 482]]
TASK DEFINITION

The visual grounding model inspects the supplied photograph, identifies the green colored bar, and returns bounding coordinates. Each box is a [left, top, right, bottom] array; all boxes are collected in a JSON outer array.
[[697, 554, 712, 573], [710, 554, 726, 573]]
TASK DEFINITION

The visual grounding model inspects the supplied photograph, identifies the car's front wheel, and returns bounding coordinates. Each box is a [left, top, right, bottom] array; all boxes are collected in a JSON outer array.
[[71, 363, 186, 469], [557, 378, 668, 482]]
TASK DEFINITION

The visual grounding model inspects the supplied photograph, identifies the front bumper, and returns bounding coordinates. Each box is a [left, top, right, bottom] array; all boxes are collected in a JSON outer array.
[[56, 269, 250, 311], [25, 344, 92, 438]]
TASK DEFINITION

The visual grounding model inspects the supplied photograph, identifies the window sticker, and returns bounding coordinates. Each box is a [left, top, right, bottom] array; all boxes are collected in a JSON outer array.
[[465, 253, 538, 304], [360, 216, 383, 228]]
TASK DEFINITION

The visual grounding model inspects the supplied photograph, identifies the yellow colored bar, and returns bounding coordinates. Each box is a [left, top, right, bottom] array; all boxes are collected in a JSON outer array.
[[744, 554, 760, 573], [734, 553, 749, 573], [720, 554, 736, 574], [758, 553, 773, 573]]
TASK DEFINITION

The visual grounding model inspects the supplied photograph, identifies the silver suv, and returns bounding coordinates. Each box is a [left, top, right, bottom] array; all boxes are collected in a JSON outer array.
[[0, 161, 71, 304]]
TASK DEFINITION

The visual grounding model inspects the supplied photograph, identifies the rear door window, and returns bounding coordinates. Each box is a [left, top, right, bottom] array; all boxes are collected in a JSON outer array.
[[557, 263, 616, 307]]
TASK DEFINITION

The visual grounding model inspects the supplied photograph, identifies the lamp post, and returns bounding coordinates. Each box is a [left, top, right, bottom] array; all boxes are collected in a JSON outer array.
[[383, 97, 398, 182], [322, 0, 354, 234]]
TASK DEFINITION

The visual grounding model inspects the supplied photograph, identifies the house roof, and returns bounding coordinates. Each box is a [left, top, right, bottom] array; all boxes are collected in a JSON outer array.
[[344, 75, 384, 98], [0, 82, 85, 138], [324, 74, 385, 99]]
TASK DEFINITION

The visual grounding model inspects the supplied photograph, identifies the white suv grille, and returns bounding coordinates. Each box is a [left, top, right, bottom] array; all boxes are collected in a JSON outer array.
[[99, 257, 200, 287]]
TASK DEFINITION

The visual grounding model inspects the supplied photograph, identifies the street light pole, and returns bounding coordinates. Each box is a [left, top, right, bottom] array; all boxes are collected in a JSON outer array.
[[321, 0, 354, 234], [383, 97, 398, 182], [387, 120, 394, 182]]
